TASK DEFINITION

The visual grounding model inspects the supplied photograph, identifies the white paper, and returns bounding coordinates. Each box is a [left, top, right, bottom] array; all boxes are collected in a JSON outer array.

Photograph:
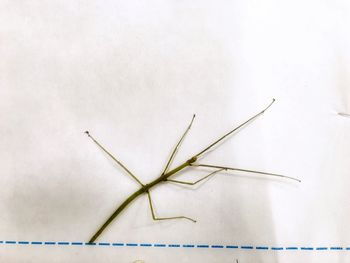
[[1, 1, 350, 262]]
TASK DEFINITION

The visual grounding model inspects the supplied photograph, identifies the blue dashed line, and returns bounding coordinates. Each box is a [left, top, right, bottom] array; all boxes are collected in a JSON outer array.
[[72, 242, 83, 245], [183, 244, 195, 248], [241, 246, 253, 249], [0, 240, 349, 251], [301, 247, 314, 250], [197, 245, 209, 248], [256, 246, 269, 250], [271, 247, 283, 250], [98, 242, 110, 246], [154, 244, 166, 247], [168, 244, 180, 247], [126, 243, 138, 247], [211, 245, 224, 248], [57, 242, 70, 245], [112, 243, 124, 246], [331, 247, 343, 250], [140, 243, 152, 247], [226, 245, 238, 249]]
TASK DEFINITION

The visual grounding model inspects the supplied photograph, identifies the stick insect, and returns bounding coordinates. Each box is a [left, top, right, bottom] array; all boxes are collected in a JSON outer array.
[[85, 99, 300, 243]]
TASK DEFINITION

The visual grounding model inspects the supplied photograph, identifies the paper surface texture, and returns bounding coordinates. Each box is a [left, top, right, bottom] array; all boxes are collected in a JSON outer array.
[[1, 1, 350, 262]]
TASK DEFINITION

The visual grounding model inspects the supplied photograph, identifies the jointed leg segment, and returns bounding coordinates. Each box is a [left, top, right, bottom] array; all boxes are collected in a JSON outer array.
[[162, 114, 196, 175], [167, 168, 224, 185], [190, 163, 301, 182], [85, 131, 144, 186], [146, 191, 196, 223]]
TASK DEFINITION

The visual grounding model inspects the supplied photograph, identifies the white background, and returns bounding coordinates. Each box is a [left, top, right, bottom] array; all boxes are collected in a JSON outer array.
[[1, 0, 350, 262]]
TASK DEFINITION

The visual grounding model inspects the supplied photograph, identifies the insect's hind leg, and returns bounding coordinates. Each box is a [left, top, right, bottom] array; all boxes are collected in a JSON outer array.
[[166, 168, 224, 186], [146, 191, 196, 223]]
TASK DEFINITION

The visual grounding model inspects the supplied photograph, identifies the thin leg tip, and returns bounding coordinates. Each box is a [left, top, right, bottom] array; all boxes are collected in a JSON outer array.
[[190, 217, 197, 223], [85, 131, 92, 138], [261, 98, 276, 113], [291, 177, 301, 183]]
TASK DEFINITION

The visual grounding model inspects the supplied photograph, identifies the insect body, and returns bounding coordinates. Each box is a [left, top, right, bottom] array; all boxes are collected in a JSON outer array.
[[85, 99, 300, 243]]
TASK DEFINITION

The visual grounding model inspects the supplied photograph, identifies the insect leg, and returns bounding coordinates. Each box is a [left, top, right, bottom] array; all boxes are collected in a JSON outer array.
[[85, 131, 144, 186], [146, 190, 196, 223], [193, 99, 275, 159], [162, 114, 196, 174], [166, 168, 224, 185], [191, 163, 301, 182]]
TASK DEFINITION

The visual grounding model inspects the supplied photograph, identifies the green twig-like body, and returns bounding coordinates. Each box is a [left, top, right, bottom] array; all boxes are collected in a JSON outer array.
[[88, 157, 196, 243], [86, 99, 300, 243]]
